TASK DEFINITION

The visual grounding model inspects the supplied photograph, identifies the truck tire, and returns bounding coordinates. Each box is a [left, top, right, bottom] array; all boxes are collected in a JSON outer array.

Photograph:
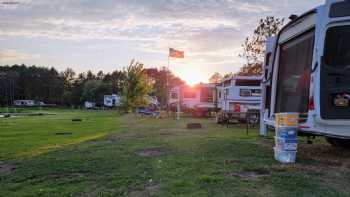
[[326, 137, 350, 148]]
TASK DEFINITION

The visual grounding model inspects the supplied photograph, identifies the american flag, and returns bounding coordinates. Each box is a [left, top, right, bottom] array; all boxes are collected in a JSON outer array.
[[169, 48, 184, 58]]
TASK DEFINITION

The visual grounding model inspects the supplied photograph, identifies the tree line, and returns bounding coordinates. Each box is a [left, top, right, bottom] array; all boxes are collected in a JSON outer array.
[[0, 60, 184, 110]]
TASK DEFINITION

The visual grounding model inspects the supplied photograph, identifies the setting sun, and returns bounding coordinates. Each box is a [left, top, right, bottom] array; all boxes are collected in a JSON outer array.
[[171, 65, 209, 86]]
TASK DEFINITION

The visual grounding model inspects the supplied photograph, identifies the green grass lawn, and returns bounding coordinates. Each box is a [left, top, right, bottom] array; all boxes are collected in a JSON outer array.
[[1, 110, 350, 196]]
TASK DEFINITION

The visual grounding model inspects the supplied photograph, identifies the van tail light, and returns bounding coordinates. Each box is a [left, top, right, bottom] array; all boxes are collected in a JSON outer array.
[[234, 104, 241, 112], [308, 97, 315, 111]]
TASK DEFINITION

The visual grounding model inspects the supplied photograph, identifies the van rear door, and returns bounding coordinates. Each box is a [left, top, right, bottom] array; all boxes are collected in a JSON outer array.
[[321, 25, 350, 119]]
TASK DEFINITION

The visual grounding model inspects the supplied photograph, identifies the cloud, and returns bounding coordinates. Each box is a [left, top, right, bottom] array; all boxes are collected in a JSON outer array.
[[0, 49, 38, 61], [0, 0, 325, 82]]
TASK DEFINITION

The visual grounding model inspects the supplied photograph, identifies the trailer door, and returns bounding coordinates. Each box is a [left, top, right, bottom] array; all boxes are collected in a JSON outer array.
[[275, 30, 315, 114]]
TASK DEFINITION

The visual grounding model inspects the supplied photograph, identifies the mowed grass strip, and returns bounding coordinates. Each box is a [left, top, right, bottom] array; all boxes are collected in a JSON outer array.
[[0, 110, 121, 159], [1, 110, 350, 196]]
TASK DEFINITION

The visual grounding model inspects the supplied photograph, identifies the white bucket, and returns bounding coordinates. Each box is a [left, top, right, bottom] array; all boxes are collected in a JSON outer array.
[[274, 147, 297, 163]]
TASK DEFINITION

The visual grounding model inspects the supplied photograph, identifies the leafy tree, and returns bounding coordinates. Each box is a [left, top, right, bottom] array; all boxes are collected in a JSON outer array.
[[0, 62, 186, 107], [223, 72, 234, 79], [144, 67, 185, 107], [122, 60, 151, 111], [209, 72, 223, 83], [0, 64, 64, 105], [108, 70, 126, 94], [238, 16, 284, 76], [86, 70, 95, 80], [61, 68, 76, 105], [96, 71, 104, 80], [61, 68, 75, 89], [81, 80, 112, 105]]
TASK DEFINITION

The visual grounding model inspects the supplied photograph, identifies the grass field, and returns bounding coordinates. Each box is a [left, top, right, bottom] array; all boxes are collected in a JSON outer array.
[[1, 110, 350, 196]]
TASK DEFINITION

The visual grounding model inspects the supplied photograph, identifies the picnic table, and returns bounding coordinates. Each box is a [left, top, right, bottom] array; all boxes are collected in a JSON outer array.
[[219, 110, 260, 134]]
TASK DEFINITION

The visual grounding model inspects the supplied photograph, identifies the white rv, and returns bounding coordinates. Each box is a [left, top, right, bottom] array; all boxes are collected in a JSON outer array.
[[84, 101, 95, 109], [104, 94, 121, 107], [169, 83, 217, 116], [260, 0, 350, 146], [216, 76, 262, 123], [218, 76, 262, 112], [14, 100, 35, 107]]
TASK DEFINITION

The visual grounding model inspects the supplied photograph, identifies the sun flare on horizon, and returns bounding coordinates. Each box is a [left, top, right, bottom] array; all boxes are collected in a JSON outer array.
[[175, 67, 209, 86]]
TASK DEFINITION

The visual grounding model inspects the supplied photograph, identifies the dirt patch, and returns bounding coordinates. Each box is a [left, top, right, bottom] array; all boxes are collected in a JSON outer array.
[[129, 184, 160, 197], [227, 169, 270, 181], [187, 123, 202, 129], [298, 144, 350, 169], [224, 159, 240, 165], [135, 147, 167, 157], [0, 163, 16, 174]]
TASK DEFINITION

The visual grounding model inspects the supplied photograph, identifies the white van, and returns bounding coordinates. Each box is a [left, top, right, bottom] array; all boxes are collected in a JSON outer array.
[[260, 0, 350, 146]]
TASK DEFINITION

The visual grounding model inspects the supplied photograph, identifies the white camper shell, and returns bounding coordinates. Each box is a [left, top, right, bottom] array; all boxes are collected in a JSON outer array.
[[218, 76, 262, 113], [261, 0, 350, 141]]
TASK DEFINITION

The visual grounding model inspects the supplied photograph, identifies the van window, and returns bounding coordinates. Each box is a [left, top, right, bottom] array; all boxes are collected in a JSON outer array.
[[324, 26, 350, 67], [330, 1, 350, 18], [275, 30, 315, 113]]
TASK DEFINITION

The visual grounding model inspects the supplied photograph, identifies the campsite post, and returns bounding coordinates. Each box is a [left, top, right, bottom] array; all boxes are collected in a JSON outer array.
[[177, 88, 180, 120]]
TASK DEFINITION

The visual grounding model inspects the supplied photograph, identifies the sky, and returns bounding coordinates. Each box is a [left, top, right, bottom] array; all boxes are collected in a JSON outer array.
[[0, 0, 324, 85]]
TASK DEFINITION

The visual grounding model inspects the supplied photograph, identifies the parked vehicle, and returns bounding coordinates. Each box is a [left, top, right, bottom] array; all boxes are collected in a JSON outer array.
[[169, 83, 217, 117], [136, 96, 160, 117], [104, 94, 121, 107], [13, 100, 46, 107], [84, 101, 95, 109], [260, 0, 350, 146], [216, 76, 262, 123]]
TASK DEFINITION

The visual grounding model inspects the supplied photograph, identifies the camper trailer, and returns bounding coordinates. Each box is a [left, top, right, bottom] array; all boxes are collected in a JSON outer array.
[[260, 0, 350, 145], [14, 100, 37, 107], [104, 94, 121, 107], [169, 83, 217, 116], [216, 76, 262, 123]]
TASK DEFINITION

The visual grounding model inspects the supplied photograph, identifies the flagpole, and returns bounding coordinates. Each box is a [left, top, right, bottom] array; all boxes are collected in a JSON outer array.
[[167, 48, 181, 120], [167, 50, 170, 113]]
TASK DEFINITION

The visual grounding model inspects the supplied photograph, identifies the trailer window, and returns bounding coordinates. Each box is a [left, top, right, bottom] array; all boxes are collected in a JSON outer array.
[[200, 87, 214, 102], [252, 89, 262, 97], [275, 30, 315, 113], [235, 80, 261, 86], [240, 89, 251, 97], [324, 26, 350, 67], [171, 93, 178, 99], [183, 92, 196, 99]]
